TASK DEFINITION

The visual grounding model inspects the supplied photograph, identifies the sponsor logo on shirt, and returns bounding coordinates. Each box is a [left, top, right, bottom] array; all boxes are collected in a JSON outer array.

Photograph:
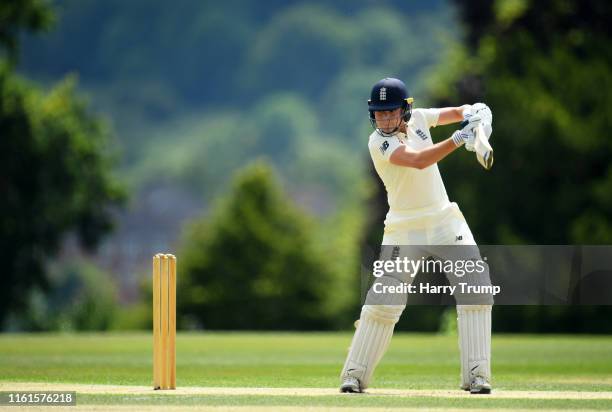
[[379, 140, 389, 154], [415, 129, 428, 140]]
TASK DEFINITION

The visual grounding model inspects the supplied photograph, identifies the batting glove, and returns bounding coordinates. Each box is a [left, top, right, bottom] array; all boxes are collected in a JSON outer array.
[[461, 103, 493, 152], [471, 103, 493, 125], [452, 129, 473, 147]]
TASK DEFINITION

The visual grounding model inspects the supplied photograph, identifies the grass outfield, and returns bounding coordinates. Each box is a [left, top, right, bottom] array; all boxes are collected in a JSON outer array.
[[0, 332, 611, 410]]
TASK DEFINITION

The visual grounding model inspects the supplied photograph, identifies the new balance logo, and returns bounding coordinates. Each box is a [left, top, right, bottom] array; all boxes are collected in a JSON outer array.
[[456, 235, 463, 241], [379, 140, 389, 154]]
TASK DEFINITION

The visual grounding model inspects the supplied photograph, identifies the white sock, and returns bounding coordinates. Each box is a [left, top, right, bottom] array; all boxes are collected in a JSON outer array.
[[340, 304, 402, 389], [457, 305, 492, 387]]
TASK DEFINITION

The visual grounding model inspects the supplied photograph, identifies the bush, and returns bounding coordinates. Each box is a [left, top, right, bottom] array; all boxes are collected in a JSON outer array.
[[10, 259, 118, 331], [177, 161, 337, 330]]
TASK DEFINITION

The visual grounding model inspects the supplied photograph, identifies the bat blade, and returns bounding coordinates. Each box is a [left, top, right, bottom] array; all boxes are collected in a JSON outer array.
[[474, 123, 494, 170]]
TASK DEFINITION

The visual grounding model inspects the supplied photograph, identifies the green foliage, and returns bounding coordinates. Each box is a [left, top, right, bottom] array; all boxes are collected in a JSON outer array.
[[110, 302, 150, 330], [130, 93, 367, 210], [314, 203, 369, 329], [431, 0, 612, 244], [0, 0, 54, 63], [177, 162, 338, 330], [438, 307, 457, 335], [10, 259, 118, 331], [242, 4, 353, 99], [0, 66, 125, 326], [127, 111, 250, 198], [20, 1, 450, 108], [17, 2, 457, 211], [422, 0, 612, 332], [492, 306, 612, 334]]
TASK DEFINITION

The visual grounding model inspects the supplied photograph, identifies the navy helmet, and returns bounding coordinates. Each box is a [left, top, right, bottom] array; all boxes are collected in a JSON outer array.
[[368, 78, 414, 134]]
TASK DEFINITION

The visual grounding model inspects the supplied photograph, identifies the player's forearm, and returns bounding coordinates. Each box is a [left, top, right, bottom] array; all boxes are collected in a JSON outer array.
[[437, 105, 471, 126], [390, 137, 459, 169], [459, 104, 471, 118]]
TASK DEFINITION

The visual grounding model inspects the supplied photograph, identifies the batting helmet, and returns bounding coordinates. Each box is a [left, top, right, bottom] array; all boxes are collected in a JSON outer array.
[[368, 78, 414, 135]]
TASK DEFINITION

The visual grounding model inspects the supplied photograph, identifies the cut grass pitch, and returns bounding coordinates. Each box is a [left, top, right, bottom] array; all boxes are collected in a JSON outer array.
[[0, 332, 611, 410]]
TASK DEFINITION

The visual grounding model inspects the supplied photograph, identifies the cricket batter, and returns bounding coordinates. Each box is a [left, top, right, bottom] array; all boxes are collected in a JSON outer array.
[[340, 78, 494, 394]]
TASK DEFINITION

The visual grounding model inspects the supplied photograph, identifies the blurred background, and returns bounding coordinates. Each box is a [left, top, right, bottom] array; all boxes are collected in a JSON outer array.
[[1, 0, 611, 333]]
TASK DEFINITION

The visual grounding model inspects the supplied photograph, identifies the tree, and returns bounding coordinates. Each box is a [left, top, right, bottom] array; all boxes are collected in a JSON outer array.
[[17, 259, 118, 331], [362, 0, 612, 333], [421, 0, 612, 332], [177, 162, 335, 330], [0, 67, 125, 326], [0, 1, 125, 327], [0, 0, 54, 64], [432, 0, 612, 244]]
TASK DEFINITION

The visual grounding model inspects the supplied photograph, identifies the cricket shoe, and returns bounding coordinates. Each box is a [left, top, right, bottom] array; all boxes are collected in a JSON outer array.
[[469, 375, 492, 394], [340, 376, 363, 393]]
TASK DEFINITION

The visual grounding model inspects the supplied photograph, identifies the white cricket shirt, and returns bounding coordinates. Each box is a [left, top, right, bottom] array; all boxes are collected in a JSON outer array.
[[368, 108, 450, 214]]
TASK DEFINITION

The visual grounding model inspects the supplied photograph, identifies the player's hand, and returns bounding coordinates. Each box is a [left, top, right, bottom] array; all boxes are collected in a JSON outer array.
[[462, 103, 493, 151], [470, 103, 493, 125], [451, 129, 474, 147], [463, 103, 492, 129], [462, 113, 482, 132]]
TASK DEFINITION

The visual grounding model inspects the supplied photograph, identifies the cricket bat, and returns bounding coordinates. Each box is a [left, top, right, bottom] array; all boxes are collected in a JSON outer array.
[[474, 123, 494, 170], [460, 119, 494, 170]]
